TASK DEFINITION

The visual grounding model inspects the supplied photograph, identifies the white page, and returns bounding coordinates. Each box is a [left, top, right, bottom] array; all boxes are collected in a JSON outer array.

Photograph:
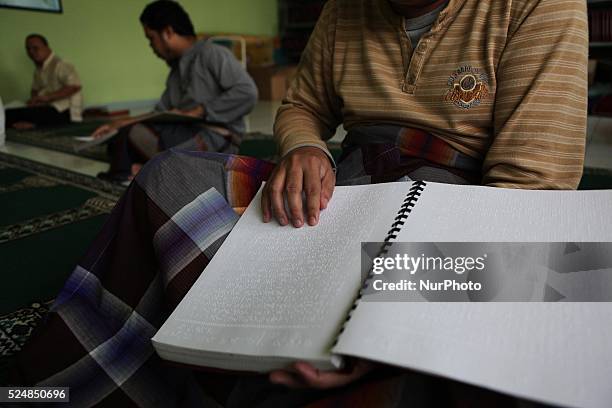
[[73, 129, 117, 152], [153, 182, 413, 370], [391, 182, 612, 242], [73, 136, 96, 142], [333, 182, 612, 408]]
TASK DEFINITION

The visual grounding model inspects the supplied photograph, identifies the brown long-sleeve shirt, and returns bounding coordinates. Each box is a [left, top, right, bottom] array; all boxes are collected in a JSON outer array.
[[274, 0, 588, 189]]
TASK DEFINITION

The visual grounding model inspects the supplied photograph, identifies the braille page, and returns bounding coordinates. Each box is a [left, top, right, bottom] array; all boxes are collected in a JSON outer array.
[[334, 183, 612, 408], [153, 182, 412, 371], [395, 182, 612, 242]]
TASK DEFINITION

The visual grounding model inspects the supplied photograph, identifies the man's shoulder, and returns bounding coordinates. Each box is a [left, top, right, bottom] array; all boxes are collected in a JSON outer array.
[[191, 38, 243, 70], [505, 0, 585, 18], [500, 0, 586, 34], [327, 0, 368, 18], [329, 0, 375, 11], [327, 0, 393, 26], [193, 39, 233, 60], [51, 55, 77, 71], [507, 0, 583, 8]]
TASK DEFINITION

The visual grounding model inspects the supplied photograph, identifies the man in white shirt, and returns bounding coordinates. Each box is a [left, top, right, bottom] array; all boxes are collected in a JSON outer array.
[[6, 34, 83, 129]]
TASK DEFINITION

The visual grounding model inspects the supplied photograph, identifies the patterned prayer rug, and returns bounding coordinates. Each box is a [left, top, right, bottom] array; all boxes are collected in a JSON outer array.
[[0, 300, 54, 385], [0, 152, 124, 384]]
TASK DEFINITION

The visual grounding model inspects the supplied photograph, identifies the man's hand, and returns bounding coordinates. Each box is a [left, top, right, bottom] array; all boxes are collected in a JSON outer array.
[[261, 146, 335, 228], [91, 117, 132, 139], [269, 360, 375, 389], [27, 95, 49, 106], [28, 85, 81, 107]]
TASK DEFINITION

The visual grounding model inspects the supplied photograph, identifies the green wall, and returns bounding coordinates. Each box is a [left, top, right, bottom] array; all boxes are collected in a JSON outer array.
[[0, 0, 278, 106]]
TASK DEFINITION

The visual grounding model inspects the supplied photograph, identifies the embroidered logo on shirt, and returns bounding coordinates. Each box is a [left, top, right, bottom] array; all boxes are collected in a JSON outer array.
[[444, 66, 490, 109]]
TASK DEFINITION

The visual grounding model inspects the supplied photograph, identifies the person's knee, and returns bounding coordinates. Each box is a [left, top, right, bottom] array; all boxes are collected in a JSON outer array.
[[135, 149, 222, 185], [134, 149, 182, 186], [128, 124, 158, 159], [134, 149, 233, 205], [128, 123, 153, 142]]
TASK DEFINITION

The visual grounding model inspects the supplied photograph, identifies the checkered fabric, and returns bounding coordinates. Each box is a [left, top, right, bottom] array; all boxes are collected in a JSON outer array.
[[11, 150, 274, 407], [337, 125, 480, 184]]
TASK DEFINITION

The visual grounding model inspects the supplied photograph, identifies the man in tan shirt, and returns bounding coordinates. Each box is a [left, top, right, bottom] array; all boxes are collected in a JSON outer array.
[[6, 34, 83, 129], [262, 0, 588, 232]]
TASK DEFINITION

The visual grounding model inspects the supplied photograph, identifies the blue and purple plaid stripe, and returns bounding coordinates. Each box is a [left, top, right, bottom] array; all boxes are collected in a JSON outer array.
[[47, 266, 169, 406], [154, 188, 239, 285]]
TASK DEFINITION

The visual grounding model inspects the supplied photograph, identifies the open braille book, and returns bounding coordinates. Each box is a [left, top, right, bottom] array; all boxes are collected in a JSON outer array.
[[153, 181, 612, 408]]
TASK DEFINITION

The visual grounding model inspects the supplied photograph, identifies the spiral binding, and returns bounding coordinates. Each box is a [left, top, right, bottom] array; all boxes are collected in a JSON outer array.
[[331, 181, 426, 351]]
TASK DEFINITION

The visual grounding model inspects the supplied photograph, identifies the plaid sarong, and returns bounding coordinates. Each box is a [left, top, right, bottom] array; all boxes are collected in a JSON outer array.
[[11, 151, 274, 406], [11, 149, 516, 407], [338, 125, 481, 184]]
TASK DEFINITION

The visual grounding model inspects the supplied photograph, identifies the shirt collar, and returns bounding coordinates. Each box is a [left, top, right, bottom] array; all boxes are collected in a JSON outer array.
[[404, 1, 450, 31], [379, 0, 466, 29], [176, 39, 206, 80], [41, 52, 55, 70], [179, 40, 203, 67]]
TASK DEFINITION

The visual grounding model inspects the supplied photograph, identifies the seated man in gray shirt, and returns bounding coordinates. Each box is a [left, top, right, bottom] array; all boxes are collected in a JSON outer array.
[[94, 0, 258, 183]]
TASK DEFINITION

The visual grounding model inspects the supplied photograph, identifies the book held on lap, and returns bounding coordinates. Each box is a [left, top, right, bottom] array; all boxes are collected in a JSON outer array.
[[73, 111, 226, 152], [152, 181, 612, 408]]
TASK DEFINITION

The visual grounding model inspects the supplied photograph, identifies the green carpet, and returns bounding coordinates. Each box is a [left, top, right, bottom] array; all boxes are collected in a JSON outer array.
[[6, 120, 110, 162], [0, 152, 124, 384], [6, 121, 342, 163]]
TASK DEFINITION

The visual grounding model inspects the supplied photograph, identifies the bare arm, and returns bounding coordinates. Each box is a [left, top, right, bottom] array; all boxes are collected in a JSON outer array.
[[28, 85, 81, 106]]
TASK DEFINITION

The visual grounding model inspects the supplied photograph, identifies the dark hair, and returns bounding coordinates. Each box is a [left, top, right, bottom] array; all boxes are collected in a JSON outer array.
[[26, 33, 49, 46], [140, 1, 195, 37]]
